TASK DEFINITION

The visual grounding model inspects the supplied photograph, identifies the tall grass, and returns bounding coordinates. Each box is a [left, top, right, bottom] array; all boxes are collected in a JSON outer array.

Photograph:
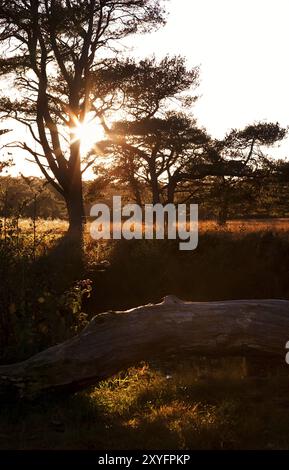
[[2, 217, 289, 362]]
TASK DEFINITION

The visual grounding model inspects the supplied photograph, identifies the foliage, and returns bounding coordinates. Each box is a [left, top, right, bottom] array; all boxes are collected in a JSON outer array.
[[96, 55, 208, 205], [0, 217, 91, 363]]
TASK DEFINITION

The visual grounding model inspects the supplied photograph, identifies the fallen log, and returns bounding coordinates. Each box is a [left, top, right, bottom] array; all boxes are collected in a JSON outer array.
[[1, 296, 289, 398]]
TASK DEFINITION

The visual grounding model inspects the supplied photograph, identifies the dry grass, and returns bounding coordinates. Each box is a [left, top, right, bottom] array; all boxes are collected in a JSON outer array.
[[1, 360, 289, 450], [199, 218, 289, 234], [10, 217, 289, 237], [1, 218, 289, 450], [17, 218, 69, 234]]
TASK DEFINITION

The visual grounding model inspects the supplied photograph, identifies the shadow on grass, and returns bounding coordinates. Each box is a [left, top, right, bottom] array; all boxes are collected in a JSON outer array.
[[1, 359, 289, 450], [0, 230, 87, 364], [33, 231, 85, 292]]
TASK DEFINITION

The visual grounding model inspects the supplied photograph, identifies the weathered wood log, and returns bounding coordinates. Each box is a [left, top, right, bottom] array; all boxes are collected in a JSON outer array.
[[1, 296, 289, 398]]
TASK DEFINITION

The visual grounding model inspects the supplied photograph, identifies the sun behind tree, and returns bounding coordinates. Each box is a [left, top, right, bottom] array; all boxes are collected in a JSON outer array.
[[0, 0, 166, 236], [70, 115, 105, 158]]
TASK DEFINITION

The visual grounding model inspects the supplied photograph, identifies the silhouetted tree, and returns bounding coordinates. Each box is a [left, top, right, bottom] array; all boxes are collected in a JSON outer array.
[[97, 57, 286, 211], [97, 55, 210, 205], [0, 0, 166, 235], [206, 123, 287, 224]]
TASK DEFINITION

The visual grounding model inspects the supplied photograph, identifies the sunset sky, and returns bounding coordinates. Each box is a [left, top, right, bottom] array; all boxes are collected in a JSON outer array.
[[4, 0, 289, 176]]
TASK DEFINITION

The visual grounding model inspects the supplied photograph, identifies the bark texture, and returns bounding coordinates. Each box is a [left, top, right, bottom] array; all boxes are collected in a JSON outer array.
[[0, 296, 288, 398]]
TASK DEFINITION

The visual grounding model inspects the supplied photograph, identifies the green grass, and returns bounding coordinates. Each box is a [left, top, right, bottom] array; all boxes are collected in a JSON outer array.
[[1, 360, 289, 450]]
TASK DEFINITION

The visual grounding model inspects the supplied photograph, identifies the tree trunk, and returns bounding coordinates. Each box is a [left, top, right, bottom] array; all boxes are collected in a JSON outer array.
[[0, 297, 289, 399], [66, 189, 85, 235], [217, 179, 230, 226], [217, 195, 230, 226], [167, 178, 177, 204], [149, 159, 161, 204], [217, 206, 228, 226], [67, 138, 85, 235], [128, 174, 143, 207]]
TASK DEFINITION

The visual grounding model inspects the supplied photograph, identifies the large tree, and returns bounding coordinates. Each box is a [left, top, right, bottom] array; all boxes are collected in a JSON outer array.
[[96, 57, 287, 210], [0, 0, 166, 235], [97, 55, 210, 205]]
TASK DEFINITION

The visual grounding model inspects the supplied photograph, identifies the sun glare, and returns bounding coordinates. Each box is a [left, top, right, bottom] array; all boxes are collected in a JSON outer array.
[[72, 116, 105, 156]]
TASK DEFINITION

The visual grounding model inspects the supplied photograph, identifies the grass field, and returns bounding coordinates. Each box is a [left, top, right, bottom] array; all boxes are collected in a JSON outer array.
[[14, 216, 289, 235], [1, 218, 289, 450], [199, 218, 289, 233], [1, 360, 289, 450]]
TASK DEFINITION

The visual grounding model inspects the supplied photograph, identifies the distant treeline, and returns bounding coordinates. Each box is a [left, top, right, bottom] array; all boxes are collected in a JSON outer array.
[[1, 175, 289, 221]]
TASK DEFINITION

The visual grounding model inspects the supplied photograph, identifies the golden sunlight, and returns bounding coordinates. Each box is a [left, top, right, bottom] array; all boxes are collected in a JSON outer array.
[[72, 115, 105, 156]]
